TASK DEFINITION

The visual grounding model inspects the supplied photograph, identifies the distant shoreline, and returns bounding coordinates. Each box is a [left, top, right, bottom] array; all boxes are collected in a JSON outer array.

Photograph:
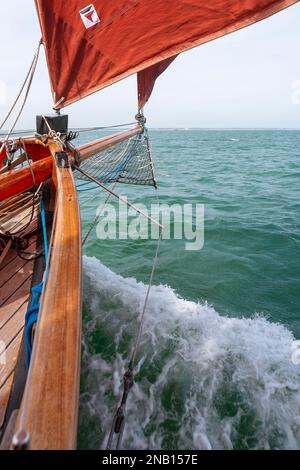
[[1, 127, 300, 136], [148, 127, 300, 131]]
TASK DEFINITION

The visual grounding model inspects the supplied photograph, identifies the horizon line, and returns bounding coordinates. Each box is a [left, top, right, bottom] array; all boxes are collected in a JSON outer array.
[[1, 127, 299, 136]]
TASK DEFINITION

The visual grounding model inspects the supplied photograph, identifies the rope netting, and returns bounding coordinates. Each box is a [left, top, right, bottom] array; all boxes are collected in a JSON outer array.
[[76, 130, 157, 189]]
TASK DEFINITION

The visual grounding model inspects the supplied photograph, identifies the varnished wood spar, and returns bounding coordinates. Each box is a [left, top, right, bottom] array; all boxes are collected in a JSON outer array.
[[0, 153, 28, 174], [16, 140, 82, 450], [77, 124, 142, 162], [0, 158, 52, 202]]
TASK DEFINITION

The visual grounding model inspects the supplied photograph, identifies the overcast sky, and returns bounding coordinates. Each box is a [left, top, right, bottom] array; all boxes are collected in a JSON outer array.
[[0, 1, 299, 129]]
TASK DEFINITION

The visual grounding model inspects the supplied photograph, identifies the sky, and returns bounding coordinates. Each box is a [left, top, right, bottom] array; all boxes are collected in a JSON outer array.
[[0, 1, 299, 129]]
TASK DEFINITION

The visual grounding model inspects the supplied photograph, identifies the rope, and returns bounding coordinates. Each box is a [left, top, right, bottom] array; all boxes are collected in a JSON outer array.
[[76, 184, 99, 192], [24, 196, 48, 367], [75, 126, 156, 188], [24, 282, 43, 367], [41, 115, 66, 150], [0, 40, 42, 131], [0, 129, 36, 137], [82, 182, 117, 247], [0, 39, 42, 154], [0, 123, 137, 138], [1, 140, 37, 243], [107, 229, 162, 450], [77, 133, 161, 449], [129, 235, 161, 369], [71, 122, 137, 134], [75, 166, 162, 229], [13, 170, 63, 450], [77, 134, 161, 447]]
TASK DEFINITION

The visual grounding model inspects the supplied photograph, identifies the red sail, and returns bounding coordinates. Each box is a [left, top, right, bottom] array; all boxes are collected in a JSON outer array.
[[35, 0, 298, 110], [138, 57, 177, 110]]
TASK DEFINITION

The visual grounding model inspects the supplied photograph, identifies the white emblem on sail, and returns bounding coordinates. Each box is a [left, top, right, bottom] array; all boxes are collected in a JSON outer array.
[[80, 4, 101, 29]]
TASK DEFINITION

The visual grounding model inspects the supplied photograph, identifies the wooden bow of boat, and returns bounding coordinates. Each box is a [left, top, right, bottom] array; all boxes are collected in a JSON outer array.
[[0, 125, 142, 449], [0, 137, 82, 449], [14, 140, 82, 450]]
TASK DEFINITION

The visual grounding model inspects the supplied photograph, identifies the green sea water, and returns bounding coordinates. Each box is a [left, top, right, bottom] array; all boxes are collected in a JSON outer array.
[[77, 129, 300, 450]]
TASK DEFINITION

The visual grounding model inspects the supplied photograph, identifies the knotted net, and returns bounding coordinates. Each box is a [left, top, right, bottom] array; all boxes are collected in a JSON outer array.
[[75, 130, 157, 188]]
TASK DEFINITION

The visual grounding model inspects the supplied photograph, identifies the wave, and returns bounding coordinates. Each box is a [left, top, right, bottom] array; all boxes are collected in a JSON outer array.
[[80, 256, 300, 450]]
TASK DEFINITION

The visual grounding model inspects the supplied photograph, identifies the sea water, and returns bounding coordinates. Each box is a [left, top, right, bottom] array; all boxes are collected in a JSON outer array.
[[77, 129, 300, 450]]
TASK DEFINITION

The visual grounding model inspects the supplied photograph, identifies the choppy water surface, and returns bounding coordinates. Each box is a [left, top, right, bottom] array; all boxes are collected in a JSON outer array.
[[77, 129, 300, 449]]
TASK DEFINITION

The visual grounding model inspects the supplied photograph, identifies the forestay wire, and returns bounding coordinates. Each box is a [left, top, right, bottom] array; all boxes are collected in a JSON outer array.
[[75, 126, 162, 449], [0, 122, 137, 138], [106, 228, 162, 451]]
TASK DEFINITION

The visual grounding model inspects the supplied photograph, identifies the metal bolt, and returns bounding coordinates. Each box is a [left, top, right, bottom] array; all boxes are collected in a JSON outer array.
[[12, 430, 30, 450]]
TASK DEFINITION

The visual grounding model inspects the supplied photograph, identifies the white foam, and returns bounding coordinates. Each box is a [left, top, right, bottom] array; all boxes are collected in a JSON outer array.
[[80, 256, 300, 450]]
